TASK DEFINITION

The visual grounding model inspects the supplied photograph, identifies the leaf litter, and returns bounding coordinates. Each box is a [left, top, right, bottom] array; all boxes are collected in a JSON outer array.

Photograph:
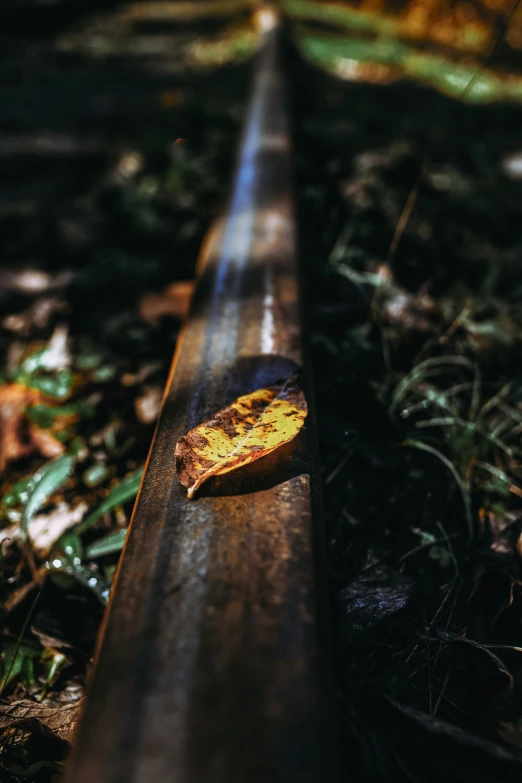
[[0, 4, 248, 777]]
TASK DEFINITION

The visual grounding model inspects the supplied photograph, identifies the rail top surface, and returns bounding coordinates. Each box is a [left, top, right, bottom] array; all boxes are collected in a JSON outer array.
[[65, 23, 335, 783]]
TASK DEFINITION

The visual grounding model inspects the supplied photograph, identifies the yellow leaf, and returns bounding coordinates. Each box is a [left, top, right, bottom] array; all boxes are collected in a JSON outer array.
[[175, 376, 307, 499]]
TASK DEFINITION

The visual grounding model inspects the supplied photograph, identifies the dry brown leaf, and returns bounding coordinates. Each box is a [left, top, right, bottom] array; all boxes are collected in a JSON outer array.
[[175, 376, 307, 499], [0, 501, 88, 558], [0, 681, 84, 744], [139, 280, 194, 324], [1, 297, 67, 334], [28, 501, 88, 557], [134, 385, 163, 424], [0, 383, 65, 472]]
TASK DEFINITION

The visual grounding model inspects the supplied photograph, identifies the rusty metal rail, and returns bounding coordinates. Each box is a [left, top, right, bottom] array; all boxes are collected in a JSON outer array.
[[65, 20, 335, 783]]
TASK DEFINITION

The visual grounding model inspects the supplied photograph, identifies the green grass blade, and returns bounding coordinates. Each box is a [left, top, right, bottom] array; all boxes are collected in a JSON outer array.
[[404, 438, 473, 538]]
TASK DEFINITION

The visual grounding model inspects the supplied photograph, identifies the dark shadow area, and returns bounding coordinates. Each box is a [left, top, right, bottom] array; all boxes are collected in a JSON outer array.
[[219, 354, 300, 398], [2, 0, 129, 38], [130, 17, 251, 36], [0, 1, 250, 345], [287, 23, 522, 783]]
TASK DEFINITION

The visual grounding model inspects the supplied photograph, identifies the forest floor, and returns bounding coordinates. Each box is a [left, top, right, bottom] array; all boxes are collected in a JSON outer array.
[[2, 3, 522, 782]]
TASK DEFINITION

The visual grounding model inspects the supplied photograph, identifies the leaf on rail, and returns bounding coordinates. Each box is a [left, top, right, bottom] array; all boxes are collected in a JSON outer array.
[[175, 376, 307, 499]]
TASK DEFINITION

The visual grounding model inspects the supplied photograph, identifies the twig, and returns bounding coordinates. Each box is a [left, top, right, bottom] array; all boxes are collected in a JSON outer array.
[[384, 170, 423, 271], [405, 584, 455, 664], [433, 666, 452, 717]]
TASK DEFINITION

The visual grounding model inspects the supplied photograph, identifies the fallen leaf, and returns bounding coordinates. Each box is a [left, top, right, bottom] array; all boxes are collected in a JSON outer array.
[[0, 330, 77, 470], [0, 502, 87, 558], [37, 324, 71, 371], [0, 268, 73, 295], [0, 383, 65, 471], [1, 297, 67, 334], [28, 501, 88, 557], [110, 151, 143, 183], [134, 385, 163, 424], [0, 681, 84, 744], [336, 562, 415, 646], [175, 375, 307, 499], [139, 280, 194, 324], [120, 361, 162, 387]]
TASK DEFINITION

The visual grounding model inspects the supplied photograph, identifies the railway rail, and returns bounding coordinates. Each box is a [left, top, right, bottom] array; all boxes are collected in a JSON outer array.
[[65, 15, 336, 783]]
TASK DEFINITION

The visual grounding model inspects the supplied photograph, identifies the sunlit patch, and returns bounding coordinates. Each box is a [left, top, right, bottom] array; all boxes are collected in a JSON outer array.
[[253, 5, 279, 33], [501, 151, 522, 178], [175, 377, 307, 498]]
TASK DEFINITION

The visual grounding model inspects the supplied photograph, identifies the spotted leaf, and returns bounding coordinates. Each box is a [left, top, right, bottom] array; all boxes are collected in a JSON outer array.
[[175, 376, 307, 499]]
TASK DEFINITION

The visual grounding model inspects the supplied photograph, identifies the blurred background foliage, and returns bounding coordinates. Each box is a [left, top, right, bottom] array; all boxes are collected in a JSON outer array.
[[32, 0, 522, 99], [6, 0, 522, 98], [282, 0, 522, 100]]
